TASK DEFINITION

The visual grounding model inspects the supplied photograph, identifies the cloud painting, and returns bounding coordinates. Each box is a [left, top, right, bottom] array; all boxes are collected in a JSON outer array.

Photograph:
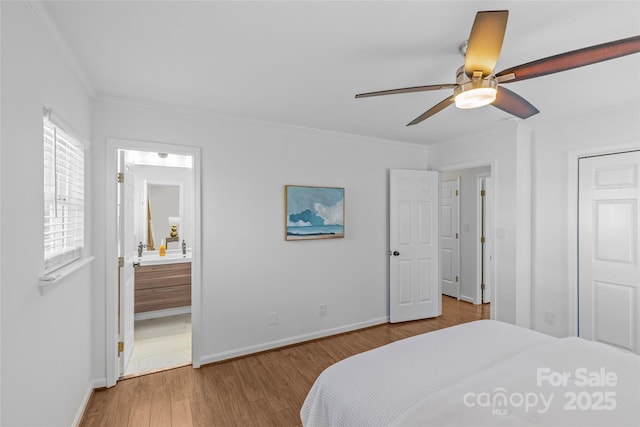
[[285, 186, 344, 240]]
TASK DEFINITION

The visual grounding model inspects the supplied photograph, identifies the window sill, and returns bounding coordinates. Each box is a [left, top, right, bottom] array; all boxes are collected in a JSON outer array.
[[38, 256, 95, 295]]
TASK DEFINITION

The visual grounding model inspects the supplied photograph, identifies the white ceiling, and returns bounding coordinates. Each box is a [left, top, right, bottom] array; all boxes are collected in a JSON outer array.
[[43, 1, 640, 145]]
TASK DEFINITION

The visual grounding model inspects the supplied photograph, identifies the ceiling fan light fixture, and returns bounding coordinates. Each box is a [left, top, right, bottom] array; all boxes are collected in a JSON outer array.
[[454, 78, 497, 109]]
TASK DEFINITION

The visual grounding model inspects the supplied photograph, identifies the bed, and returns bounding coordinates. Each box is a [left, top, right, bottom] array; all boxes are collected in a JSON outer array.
[[301, 320, 640, 426]]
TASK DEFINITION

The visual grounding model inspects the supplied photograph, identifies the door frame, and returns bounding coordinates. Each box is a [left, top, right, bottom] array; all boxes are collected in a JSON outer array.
[[105, 137, 202, 387], [568, 142, 640, 337], [475, 173, 491, 305], [437, 159, 495, 319], [118, 151, 135, 374], [482, 176, 494, 304]]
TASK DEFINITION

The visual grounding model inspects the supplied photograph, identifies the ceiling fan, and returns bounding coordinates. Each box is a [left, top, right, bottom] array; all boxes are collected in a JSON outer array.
[[355, 10, 640, 126]]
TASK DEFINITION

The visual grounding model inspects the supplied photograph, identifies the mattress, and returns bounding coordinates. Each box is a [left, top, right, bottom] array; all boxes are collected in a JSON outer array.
[[300, 320, 640, 427]]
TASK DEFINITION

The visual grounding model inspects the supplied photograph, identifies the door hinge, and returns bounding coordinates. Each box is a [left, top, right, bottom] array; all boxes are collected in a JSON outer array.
[[455, 189, 459, 196], [480, 236, 485, 244], [117, 172, 124, 183], [480, 190, 486, 197], [455, 276, 459, 282], [118, 256, 124, 268], [481, 283, 486, 291], [118, 341, 124, 353], [456, 232, 459, 239]]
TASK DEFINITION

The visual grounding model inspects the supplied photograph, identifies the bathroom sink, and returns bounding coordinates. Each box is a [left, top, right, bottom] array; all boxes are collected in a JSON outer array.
[[136, 249, 192, 266]]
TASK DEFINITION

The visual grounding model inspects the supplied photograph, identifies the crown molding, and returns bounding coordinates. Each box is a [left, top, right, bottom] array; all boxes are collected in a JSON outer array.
[[26, 0, 96, 97], [94, 93, 427, 151]]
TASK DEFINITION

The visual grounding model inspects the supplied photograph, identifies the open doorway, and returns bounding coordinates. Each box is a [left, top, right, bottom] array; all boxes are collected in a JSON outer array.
[[105, 139, 201, 387], [119, 149, 194, 377], [440, 166, 493, 313]]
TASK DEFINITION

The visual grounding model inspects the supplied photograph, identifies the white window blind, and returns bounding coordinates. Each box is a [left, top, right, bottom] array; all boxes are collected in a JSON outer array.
[[43, 115, 85, 273]]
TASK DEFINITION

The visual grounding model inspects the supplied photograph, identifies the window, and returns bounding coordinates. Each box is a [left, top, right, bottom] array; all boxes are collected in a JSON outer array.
[[43, 114, 85, 272]]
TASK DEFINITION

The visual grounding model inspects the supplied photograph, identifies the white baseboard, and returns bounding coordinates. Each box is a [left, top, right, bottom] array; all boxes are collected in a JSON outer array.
[[91, 377, 107, 389], [199, 316, 389, 366], [72, 378, 106, 427], [134, 306, 191, 321], [459, 295, 475, 304]]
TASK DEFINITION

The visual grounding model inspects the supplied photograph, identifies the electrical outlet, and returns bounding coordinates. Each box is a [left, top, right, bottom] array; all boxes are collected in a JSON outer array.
[[319, 304, 327, 317], [268, 312, 278, 326]]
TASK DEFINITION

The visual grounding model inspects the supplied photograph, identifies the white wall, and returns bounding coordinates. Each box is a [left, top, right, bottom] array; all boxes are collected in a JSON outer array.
[[531, 108, 640, 337], [428, 122, 531, 326], [90, 98, 428, 376], [0, 2, 94, 426]]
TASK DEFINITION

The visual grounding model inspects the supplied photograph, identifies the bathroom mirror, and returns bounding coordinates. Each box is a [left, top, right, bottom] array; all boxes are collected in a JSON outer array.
[[146, 183, 180, 248]]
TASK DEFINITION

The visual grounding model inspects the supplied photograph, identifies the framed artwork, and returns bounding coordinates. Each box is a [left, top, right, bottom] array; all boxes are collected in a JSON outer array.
[[285, 185, 345, 240]]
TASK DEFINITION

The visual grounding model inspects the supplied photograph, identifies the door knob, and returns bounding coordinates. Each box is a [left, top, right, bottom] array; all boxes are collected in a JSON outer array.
[[392, 251, 400, 256]]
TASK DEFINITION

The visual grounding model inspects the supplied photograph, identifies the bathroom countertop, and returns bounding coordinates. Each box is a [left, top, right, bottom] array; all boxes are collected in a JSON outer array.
[[135, 250, 192, 266]]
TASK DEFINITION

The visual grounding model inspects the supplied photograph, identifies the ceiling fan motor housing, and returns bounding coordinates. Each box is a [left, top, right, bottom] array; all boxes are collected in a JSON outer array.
[[454, 67, 498, 109]]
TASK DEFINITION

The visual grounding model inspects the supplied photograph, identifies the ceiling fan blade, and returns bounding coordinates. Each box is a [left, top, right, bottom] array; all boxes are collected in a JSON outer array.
[[355, 84, 456, 98], [496, 35, 640, 83], [464, 10, 509, 77], [406, 96, 455, 126], [491, 86, 539, 119]]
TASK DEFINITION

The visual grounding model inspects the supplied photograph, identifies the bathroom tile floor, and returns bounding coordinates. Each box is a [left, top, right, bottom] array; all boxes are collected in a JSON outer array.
[[124, 313, 192, 377]]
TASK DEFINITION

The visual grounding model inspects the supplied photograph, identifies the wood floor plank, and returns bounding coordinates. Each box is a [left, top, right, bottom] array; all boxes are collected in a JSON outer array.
[[148, 386, 172, 427], [111, 378, 137, 426], [171, 398, 194, 427], [231, 356, 268, 403], [188, 370, 219, 426], [127, 397, 150, 427], [78, 391, 111, 427], [257, 351, 301, 413], [81, 297, 488, 426]]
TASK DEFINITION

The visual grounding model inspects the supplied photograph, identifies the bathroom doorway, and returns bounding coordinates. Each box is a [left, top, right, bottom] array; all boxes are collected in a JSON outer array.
[[120, 149, 194, 377], [105, 139, 202, 386]]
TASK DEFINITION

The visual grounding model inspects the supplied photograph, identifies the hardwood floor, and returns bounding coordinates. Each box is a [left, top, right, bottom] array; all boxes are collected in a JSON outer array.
[[80, 296, 489, 427]]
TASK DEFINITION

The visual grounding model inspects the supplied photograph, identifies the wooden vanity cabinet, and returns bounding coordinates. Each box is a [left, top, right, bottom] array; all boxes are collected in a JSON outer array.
[[134, 262, 191, 313]]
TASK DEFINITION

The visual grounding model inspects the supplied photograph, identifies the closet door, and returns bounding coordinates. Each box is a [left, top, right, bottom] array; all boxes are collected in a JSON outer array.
[[579, 151, 640, 354]]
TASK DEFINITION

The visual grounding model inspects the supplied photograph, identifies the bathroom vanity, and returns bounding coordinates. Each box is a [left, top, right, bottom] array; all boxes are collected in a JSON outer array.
[[134, 256, 191, 313]]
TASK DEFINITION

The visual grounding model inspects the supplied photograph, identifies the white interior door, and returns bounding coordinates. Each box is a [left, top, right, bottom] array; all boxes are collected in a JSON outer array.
[[118, 150, 136, 374], [579, 151, 640, 354], [390, 169, 441, 323], [441, 178, 460, 298]]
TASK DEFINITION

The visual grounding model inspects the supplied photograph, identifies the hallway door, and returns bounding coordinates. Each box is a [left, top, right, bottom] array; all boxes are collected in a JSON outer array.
[[579, 150, 640, 354], [441, 178, 460, 298]]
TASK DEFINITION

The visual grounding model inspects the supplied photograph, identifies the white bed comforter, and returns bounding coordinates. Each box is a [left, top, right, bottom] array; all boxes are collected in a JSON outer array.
[[300, 320, 640, 427]]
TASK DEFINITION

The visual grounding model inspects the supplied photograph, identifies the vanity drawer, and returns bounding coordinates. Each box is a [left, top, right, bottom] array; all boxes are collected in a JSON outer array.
[[135, 284, 191, 313], [134, 262, 191, 290]]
